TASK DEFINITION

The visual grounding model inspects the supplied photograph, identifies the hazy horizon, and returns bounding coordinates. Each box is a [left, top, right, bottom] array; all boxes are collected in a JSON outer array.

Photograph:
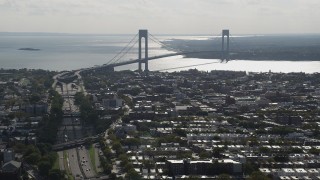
[[1, 31, 320, 36], [0, 0, 319, 34]]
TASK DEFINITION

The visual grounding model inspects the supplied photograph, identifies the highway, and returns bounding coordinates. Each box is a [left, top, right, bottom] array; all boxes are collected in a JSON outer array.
[[67, 149, 83, 179], [54, 71, 99, 179], [57, 118, 75, 144], [78, 146, 97, 178]]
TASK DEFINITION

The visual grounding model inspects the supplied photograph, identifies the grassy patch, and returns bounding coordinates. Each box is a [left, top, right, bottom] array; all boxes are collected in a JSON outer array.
[[63, 151, 74, 180], [52, 154, 60, 170], [89, 144, 97, 173], [63, 151, 69, 173], [67, 173, 74, 180]]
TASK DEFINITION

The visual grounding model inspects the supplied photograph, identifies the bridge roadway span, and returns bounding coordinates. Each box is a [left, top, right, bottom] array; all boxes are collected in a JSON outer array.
[[53, 134, 102, 151], [95, 50, 221, 70]]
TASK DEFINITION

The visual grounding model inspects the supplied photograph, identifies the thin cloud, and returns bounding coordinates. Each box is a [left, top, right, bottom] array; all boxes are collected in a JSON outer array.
[[0, 0, 319, 34]]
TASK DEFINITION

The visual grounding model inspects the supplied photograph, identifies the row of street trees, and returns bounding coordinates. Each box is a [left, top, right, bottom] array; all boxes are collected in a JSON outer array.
[[15, 142, 66, 179], [38, 89, 63, 143]]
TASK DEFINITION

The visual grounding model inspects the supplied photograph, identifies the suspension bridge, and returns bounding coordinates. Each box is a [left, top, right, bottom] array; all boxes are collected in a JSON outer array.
[[82, 29, 235, 73]]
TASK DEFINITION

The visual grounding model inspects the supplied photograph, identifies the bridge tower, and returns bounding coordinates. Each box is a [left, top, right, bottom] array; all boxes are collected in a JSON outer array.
[[138, 30, 148, 72], [221, 29, 230, 61]]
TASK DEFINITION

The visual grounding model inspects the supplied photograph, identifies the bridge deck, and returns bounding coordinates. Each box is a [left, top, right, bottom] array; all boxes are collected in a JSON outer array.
[[95, 50, 222, 70]]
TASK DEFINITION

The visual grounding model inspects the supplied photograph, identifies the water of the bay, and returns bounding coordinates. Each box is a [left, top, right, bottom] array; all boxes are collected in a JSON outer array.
[[0, 33, 319, 73]]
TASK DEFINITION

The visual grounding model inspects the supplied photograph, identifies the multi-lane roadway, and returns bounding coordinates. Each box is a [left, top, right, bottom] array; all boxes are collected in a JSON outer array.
[[55, 72, 98, 179]]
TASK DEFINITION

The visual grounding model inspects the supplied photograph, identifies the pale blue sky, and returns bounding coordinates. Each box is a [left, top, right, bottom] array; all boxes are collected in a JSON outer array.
[[0, 0, 319, 34]]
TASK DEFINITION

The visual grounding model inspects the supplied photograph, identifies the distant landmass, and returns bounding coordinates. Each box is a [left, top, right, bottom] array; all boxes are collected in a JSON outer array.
[[18, 48, 40, 51], [164, 35, 320, 61]]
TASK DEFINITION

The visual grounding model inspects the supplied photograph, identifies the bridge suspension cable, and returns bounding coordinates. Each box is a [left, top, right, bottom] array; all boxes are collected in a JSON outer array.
[[229, 33, 241, 51], [154, 61, 220, 72], [106, 33, 138, 65], [212, 32, 222, 48], [101, 30, 235, 69], [112, 39, 138, 64], [148, 33, 181, 53]]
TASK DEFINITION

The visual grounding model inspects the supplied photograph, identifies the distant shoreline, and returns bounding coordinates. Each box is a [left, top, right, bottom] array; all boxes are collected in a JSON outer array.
[[18, 48, 40, 51], [165, 35, 320, 61], [181, 52, 320, 61]]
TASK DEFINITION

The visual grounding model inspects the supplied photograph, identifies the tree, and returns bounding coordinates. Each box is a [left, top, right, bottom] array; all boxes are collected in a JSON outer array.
[[38, 160, 51, 176], [100, 155, 112, 174], [109, 173, 117, 179], [29, 94, 41, 103], [112, 141, 124, 155], [213, 135, 221, 140], [309, 148, 320, 155], [24, 145, 41, 165], [48, 169, 67, 180], [44, 152, 58, 165], [244, 162, 256, 175], [199, 150, 211, 159], [248, 171, 270, 180], [173, 128, 187, 137], [187, 176, 200, 180], [248, 137, 259, 146], [25, 152, 41, 165], [274, 154, 289, 162], [125, 169, 141, 180], [212, 147, 224, 158], [225, 96, 235, 105], [216, 174, 231, 180], [268, 138, 275, 145], [122, 138, 141, 147], [38, 91, 63, 144], [74, 92, 85, 105], [124, 163, 134, 172], [290, 148, 303, 154], [259, 147, 270, 154], [119, 154, 129, 167], [37, 143, 53, 155], [142, 160, 155, 169]]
